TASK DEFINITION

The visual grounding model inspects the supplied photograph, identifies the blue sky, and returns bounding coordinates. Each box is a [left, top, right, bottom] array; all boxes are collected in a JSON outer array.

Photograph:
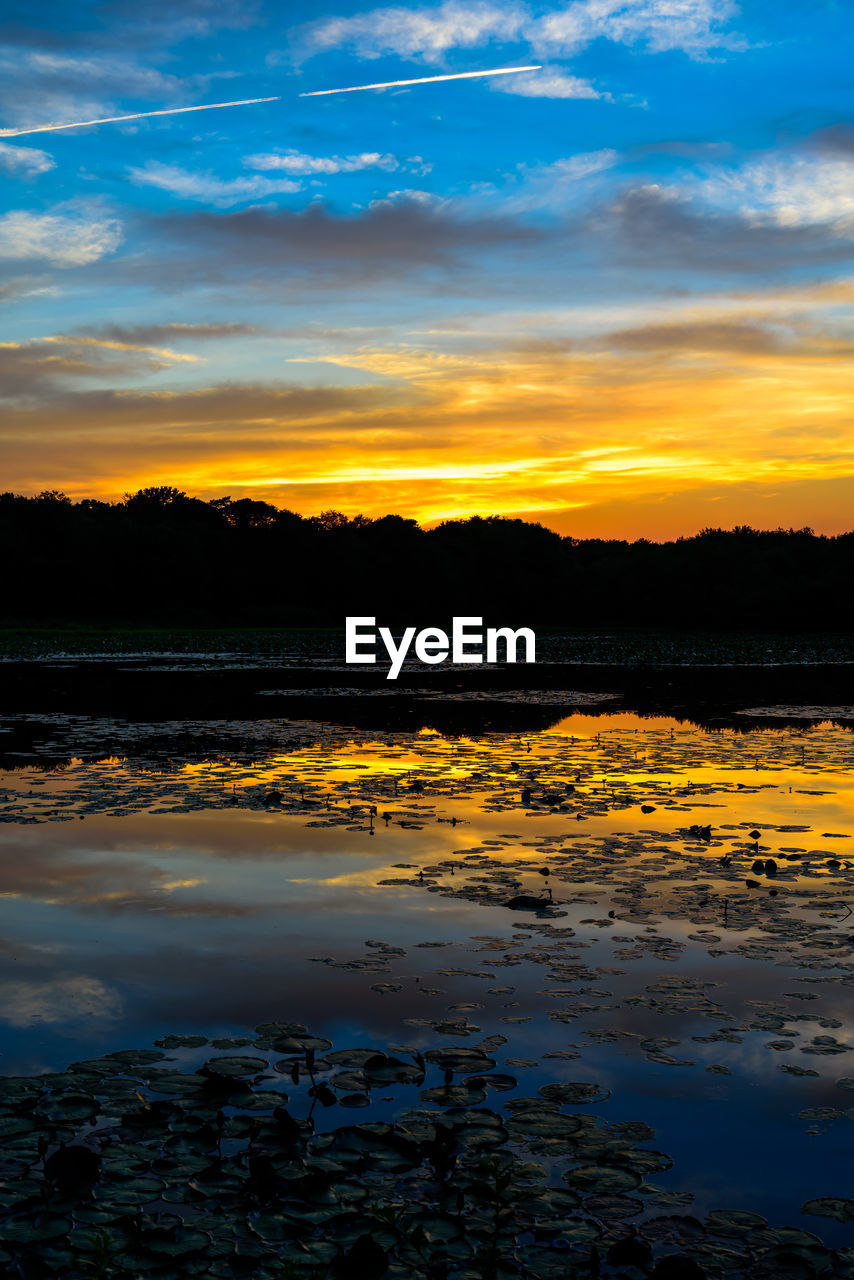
[[2, 0, 854, 536]]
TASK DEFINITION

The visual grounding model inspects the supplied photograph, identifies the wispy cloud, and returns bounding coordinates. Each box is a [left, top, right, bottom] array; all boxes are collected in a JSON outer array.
[[491, 67, 600, 98], [246, 149, 399, 175], [44, 334, 202, 363], [509, 149, 620, 209], [0, 334, 202, 396], [0, 976, 121, 1028], [0, 140, 55, 175], [579, 184, 854, 274], [0, 50, 187, 130], [79, 322, 259, 345], [297, 0, 743, 63], [0, 276, 57, 305], [136, 199, 545, 291], [700, 154, 854, 230], [462, 148, 620, 213], [0, 207, 122, 266], [296, 1, 527, 63], [128, 161, 300, 206], [532, 0, 743, 58]]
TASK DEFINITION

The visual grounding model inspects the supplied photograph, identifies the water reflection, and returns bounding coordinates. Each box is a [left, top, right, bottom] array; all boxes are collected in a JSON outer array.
[[0, 713, 852, 1238]]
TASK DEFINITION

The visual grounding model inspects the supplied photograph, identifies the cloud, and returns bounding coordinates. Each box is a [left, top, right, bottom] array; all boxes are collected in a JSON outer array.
[[296, 0, 526, 63], [0, 334, 199, 395], [546, 149, 619, 179], [79, 321, 259, 344], [0, 342, 101, 396], [296, 0, 743, 64], [102, 0, 261, 37], [481, 148, 619, 212], [0, 140, 55, 175], [0, 0, 261, 51], [532, 0, 743, 58], [377, 187, 438, 205], [0, 975, 122, 1027], [128, 161, 301, 206], [592, 318, 805, 355], [701, 154, 854, 229], [521, 147, 618, 186], [582, 184, 854, 273], [0, 275, 55, 304], [0, 49, 186, 129], [806, 124, 854, 158], [45, 333, 201, 362], [139, 199, 545, 290], [491, 67, 600, 98], [118, 177, 854, 299], [0, 207, 122, 266], [0, 380, 417, 423], [246, 149, 399, 175]]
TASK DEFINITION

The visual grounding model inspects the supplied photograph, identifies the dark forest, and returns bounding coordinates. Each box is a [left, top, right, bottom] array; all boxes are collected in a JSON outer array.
[[3, 488, 852, 629]]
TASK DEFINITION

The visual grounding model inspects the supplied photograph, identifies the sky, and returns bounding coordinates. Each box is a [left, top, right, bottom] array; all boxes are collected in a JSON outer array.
[[1, 0, 854, 539]]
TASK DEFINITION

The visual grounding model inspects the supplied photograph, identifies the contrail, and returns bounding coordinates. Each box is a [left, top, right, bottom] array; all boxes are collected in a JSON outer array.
[[0, 96, 281, 139], [300, 66, 542, 96], [0, 66, 543, 137]]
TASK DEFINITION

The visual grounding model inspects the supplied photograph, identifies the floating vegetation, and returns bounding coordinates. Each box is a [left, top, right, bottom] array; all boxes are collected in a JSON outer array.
[[735, 706, 854, 722], [1, 1028, 852, 1279], [2, 708, 854, 1273]]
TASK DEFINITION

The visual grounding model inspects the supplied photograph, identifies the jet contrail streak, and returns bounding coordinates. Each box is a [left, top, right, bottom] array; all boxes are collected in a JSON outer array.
[[0, 66, 544, 137], [0, 96, 282, 138], [300, 66, 542, 96]]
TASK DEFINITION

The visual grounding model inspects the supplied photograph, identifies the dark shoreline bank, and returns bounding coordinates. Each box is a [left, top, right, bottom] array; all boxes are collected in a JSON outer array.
[[2, 656, 853, 732]]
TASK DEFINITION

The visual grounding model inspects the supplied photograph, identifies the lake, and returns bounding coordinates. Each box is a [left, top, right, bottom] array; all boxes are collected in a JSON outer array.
[[0, 637, 852, 1277]]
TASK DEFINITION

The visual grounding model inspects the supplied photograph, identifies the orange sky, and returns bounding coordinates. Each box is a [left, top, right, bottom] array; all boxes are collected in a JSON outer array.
[[5, 285, 854, 540]]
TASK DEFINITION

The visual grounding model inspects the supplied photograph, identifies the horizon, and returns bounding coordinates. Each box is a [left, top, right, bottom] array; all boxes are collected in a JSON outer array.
[[4, 485, 850, 546]]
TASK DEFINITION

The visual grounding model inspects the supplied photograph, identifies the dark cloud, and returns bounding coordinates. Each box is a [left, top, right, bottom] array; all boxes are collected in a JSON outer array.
[[583, 185, 854, 273], [77, 321, 259, 344], [136, 199, 546, 291], [0, 277, 42, 303], [503, 336, 574, 355], [0, 338, 168, 396], [0, 50, 186, 131], [1, 381, 421, 433], [596, 319, 854, 359], [94, 187, 854, 310], [0, 24, 71, 50], [595, 320, 790, 354], [497, 324, 796, 358], [805, 124, 854, 156], [101, 0, 260, 29], [0, 0, 259, 51]]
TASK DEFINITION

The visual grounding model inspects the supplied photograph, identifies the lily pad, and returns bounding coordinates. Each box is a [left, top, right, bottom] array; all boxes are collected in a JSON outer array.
[[800, 1197, 854, 1223]]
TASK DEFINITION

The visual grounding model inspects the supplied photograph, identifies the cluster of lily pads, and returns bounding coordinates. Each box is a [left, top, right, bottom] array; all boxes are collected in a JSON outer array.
[[2, 714, 854, 1278], [1, 1024, 852, 1280], [3, 714, 853, 827]]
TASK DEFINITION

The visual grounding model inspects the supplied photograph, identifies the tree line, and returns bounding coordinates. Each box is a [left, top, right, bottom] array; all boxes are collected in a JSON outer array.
[[2, 487, 852, 629]]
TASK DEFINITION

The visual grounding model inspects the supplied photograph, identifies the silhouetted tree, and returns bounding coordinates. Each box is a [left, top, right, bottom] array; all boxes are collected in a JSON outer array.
[[0, 495, 850, 629]]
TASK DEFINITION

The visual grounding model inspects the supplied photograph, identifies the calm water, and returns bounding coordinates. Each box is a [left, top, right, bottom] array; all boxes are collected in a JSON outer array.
[[1, 710, 853, 1244]]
